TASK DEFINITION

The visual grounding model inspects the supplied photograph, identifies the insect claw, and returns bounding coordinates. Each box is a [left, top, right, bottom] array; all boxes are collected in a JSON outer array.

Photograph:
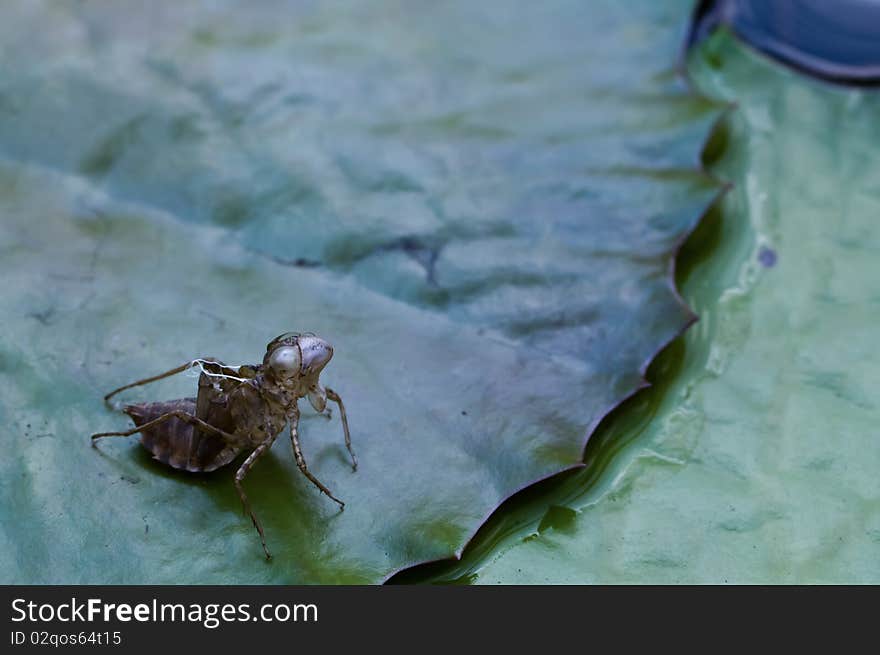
[[90, 430, 120, 445], [323, 490, 345, 510]]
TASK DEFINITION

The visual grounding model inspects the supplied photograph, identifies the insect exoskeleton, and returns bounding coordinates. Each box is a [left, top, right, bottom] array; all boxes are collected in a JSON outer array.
[[90, 332, 357, 560]]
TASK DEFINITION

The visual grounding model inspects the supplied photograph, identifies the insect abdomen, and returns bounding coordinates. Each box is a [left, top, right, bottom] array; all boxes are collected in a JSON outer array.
[[125, 399, 241, 473]]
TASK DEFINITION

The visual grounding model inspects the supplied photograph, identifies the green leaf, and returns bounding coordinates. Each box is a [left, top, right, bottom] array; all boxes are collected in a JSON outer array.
[[417, 29, 880, 584], [0, 1, 720, 583]]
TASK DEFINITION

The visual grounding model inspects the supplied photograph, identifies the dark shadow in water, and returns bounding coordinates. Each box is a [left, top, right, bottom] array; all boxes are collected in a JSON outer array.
[[687, 0, 880, 86]]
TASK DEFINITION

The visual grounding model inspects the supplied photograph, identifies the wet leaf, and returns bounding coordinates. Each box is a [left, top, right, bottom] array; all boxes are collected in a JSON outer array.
[[414, 29, 880, 584], [0, 1, 720, 583]]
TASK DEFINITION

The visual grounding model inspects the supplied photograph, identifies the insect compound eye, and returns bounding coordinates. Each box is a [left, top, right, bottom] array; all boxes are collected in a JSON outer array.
[[268, 345, 302, 380], [298, 335, 334, 375]]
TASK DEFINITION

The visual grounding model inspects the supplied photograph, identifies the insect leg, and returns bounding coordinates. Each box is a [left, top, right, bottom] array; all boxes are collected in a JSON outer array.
[[325, 387, 357, 471], [234, 435, 278, 560], [102, 360, 206, 407], [90, 410, 237, 444], [288, 408, 346, 509]]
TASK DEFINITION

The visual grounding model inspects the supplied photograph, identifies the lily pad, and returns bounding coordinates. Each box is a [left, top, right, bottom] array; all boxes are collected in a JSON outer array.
[[0, 1, 721, 583], [412, 28, 880, 584]]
